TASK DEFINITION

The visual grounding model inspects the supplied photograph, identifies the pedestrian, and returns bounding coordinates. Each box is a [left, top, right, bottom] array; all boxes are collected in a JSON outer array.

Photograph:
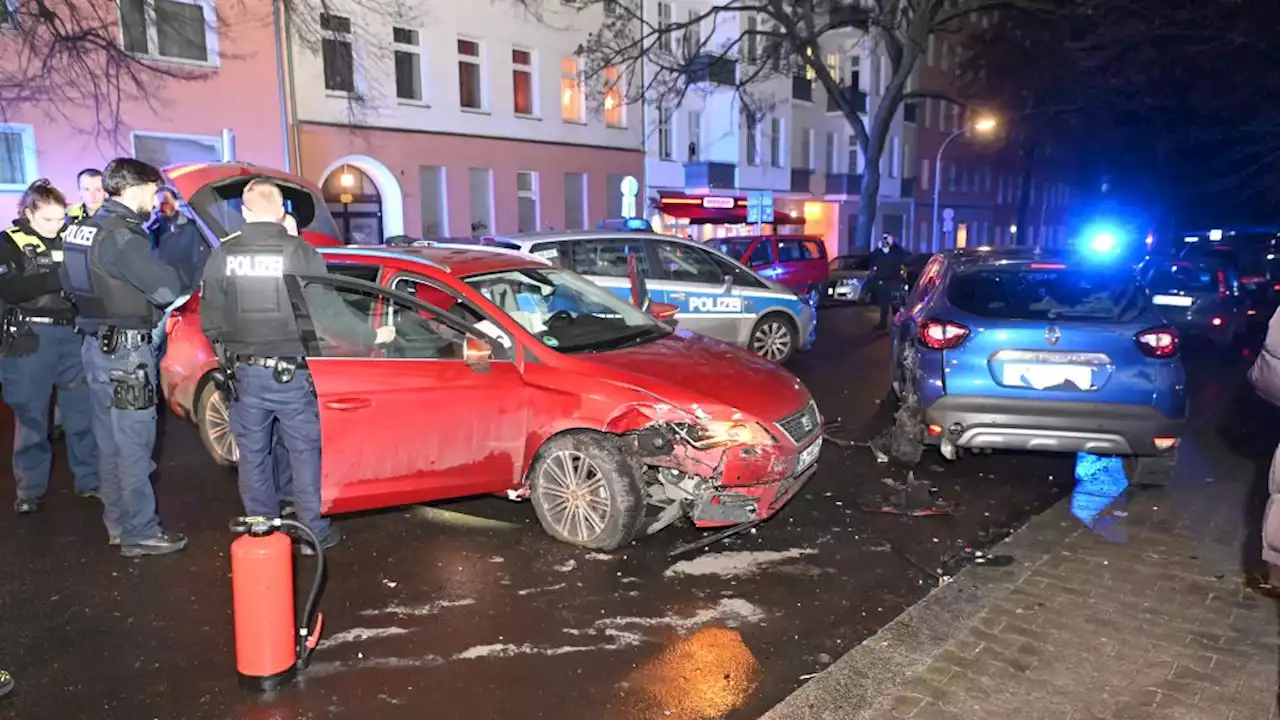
[[200, 179, 390, 554], [868, 233, 907, 330], [66, 168, 105, 224], [0, 179, 99, 513], [60, 158, 190, 557]]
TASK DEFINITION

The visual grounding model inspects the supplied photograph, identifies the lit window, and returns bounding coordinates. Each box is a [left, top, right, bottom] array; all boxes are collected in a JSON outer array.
[[603, 66, 625, 128], [393, 27, 423, 102], [560, 57, 584, 122], [120, 0, 218, 64], [458, 38, 484, 110], [825, 52, 840, 82], [512, 48, 535, 116]]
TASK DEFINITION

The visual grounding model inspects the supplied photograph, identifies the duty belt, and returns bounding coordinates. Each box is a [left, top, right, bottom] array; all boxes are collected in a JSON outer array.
[[21, 314, 74, 326], [84, 328, 153, 343], [237, 355, 308, 370]]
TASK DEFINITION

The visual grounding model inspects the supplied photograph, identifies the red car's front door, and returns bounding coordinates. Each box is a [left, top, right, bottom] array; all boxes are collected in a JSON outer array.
[[285, 273, 529, 515]]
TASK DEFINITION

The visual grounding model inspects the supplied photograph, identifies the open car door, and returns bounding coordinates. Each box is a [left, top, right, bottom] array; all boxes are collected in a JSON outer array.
[[282, 272, 529, 515]]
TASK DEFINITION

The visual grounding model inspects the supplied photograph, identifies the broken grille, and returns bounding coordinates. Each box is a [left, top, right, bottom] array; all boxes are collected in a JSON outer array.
[[777, 400, 820, 444]]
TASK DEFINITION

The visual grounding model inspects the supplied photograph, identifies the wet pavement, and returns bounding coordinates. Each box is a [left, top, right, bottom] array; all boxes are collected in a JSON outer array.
[[2, 303, 1168, 720]]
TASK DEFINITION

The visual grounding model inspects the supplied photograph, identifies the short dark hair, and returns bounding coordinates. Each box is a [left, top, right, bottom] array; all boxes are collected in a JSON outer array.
[[76, 168, 102, 184], [102, 158, 161, 197]]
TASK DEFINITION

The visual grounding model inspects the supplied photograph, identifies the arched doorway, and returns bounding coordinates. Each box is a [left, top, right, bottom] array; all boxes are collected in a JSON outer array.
[[321, 164, 383, 245]]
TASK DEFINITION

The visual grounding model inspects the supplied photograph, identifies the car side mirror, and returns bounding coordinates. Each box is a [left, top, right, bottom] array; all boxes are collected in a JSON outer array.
[[721, 274, 734, 293], [650, 301, 679, 328], [463, 335, 493, 369]]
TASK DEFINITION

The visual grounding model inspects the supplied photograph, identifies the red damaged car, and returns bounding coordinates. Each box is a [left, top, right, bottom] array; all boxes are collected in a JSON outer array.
[[159, 167, 823, 550]]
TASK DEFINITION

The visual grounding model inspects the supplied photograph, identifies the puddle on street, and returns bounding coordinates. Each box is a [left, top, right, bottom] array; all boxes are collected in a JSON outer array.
[[1070, 453, 1130, 543]]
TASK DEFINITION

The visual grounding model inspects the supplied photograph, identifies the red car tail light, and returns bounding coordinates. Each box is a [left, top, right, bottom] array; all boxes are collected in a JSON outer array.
[[918, 319, 970, 350], [1135, 327, 1179, 358]]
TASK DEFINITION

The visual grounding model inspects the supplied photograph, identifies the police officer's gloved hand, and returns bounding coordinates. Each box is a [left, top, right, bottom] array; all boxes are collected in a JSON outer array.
[[7, 329, 39, 358]]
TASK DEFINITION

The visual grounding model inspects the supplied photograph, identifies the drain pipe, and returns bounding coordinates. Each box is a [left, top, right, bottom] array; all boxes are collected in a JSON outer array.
[[274, 0, 304, 175], [273, 0, 291, 171]]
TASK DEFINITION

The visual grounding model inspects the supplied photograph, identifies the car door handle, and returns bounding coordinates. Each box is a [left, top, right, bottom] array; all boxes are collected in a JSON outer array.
[[669, 292, 687, 300], [324, 398, 372, 411]]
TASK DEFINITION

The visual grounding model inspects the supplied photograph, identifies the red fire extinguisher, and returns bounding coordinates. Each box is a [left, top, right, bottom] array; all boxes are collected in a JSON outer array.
[[229, 516, 327, 691]]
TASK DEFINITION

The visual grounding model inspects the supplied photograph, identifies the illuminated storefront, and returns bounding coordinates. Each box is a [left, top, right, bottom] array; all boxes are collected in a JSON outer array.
[[650, 192, 842, 258]]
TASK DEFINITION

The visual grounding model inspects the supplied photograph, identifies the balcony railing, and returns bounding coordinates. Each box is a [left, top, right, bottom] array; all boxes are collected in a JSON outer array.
[[790, 168, 813, 193], [824, 173, 861, 196], [687, 54, 738, 86], [684, 161, 737, 190], [826, 86, 868, 114], [903, 103, 918, 124], [792, 75, 813, 103]]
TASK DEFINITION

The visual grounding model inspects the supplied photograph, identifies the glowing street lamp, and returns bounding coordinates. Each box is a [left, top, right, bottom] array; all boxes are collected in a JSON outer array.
[[931, 115, 1000, 250]]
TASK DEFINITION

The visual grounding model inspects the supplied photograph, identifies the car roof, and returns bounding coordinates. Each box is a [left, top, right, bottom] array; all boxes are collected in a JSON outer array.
[[320, 243, 552, 277], [942, 246, 1073, 270], [501, 230, 676, 245]]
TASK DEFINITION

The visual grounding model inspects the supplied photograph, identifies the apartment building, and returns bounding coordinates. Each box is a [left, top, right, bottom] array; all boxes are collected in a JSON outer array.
[[287, 2, 645, 242], [0, 0, 287, 209]]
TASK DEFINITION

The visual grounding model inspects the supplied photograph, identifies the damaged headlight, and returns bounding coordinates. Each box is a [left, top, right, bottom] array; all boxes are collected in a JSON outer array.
[[675, 420, 777, 448]]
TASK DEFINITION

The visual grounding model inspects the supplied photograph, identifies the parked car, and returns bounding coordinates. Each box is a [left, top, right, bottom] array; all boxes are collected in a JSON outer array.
[[889, 248, 1186, 485], [160, 243, 823, 551], [1177, 232, 1280, 324], [503, 231, 816, 364], [826, 253, 873, 302], [712, 235, 830, 306], [1140, 255, 1246, 347]]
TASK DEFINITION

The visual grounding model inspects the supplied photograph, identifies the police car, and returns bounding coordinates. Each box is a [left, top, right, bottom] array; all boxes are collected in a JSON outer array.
[[500, 231, 815, 363]]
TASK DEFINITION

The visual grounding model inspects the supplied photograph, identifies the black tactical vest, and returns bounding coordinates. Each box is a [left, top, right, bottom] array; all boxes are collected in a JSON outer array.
[[62, 203, 156, 329], [2, 225, 74, 318], [216, 229, 306, 356]]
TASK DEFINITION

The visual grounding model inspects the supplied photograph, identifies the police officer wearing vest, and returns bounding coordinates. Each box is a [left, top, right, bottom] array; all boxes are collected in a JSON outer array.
[[61, 158, 189, 557], [201, 179, 390, 553], [66, 168, 105, 224], [0, 179, 99, 513]]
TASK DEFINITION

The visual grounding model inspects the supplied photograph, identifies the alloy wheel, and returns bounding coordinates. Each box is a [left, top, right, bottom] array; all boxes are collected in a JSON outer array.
[[751, 321, 793, 362], [205, 391, 240, 464], [536, 450, 611, 544]]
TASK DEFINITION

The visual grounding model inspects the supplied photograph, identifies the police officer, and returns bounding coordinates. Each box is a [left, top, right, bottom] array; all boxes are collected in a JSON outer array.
[[201, 179, 390, 553], [0, 179, 99, 513], [67, 168, 105, 224], [61, 158, 190, 557], [869, 233, 907, 330]]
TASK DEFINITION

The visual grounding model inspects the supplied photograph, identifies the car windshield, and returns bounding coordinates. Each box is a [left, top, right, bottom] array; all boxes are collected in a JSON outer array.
[[189, 179, 342, 242], [948, 265, 1145, 321], [1143, 261, 1219, 292], [463, 267, 670, 353]]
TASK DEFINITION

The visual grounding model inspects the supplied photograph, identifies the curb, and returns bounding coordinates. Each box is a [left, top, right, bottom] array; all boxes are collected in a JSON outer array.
[[758, 494, 1087, 720]]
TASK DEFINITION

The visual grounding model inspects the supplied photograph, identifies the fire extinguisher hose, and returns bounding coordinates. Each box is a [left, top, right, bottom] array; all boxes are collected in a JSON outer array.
[[279, 518, 325, 669]]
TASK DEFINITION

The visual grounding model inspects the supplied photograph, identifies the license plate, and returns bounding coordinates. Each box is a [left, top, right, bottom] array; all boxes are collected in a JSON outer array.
[[797, 436, 822, 472], [1001, 363, 1094, 391], [1153, 294, 1194, 308]]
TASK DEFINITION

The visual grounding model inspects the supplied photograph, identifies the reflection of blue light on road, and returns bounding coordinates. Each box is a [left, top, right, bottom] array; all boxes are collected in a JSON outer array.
[[1071, 453, 1129, 543]]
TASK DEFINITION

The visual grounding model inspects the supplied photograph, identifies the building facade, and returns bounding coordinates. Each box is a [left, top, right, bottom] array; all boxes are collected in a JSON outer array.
[[0, 0, 287, 211], [286, 1, 645, 242]]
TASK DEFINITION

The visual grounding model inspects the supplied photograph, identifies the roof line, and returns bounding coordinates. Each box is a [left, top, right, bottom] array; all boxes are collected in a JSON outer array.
[[320, 246, 450, 272]]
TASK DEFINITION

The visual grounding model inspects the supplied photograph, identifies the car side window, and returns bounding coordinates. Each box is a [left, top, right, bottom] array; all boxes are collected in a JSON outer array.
[[326, 262, 381, 283], [653, 241, 725, 284], [709, 254, 767, 288], [801, 240, 825, 260], [527, 242, 570, 269], [297, 278, 473, 361], [569, 238, 651, 278], [775, 239, 804, 263], [746, 241, 773, 267]]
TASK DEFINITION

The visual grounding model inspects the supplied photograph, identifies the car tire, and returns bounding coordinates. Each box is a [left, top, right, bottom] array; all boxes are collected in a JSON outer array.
[[750, 313, 798, 364], [1123, 452, 1176, 488], [197, 380, 239, 468], [805, 285, 821, 308], [528, 431, 645, 551]]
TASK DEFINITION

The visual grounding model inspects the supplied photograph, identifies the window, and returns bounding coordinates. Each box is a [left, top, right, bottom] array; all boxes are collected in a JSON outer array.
[[319, 13, 354, 93], [571, 238, 651, 278], [744, 16, 759, 63], [921, 158, 930, 191], [0, 125, 36, 191], [825, 52, 840, 83], [941, 41, 950, 71], [657, 2, 675, 54], [654, 241, 724, 284], [825, 132, 837, 172], [603, 66, 625, 127], [512, 48, 535, 115], [120, 0, 215, 64], [948, 267, 1145, 322], [389, 275, 488, 332], [458, 38, 484, 110], [132, 132, 222, 168], [714, 238, 772, 268], [468, 168, 493, 234], [927, 35, 936, 66], [997, 174, 1005, 203], [560, 58, 584, 122], [563, 173, 587, 230], [657, 106, 672, 160], [393, 27, 423, 102], [745, 114, 759, 166], [889, 136, 901, 178], [948, 162, 957, 190], [924, 98, 932, 128], [419, 166, 447, 237], [776, 238, 822, 263], [687, 111, 701, 161], [682, 9, 701, 57], [800, 128, 813, 170], [848, 137, 861, 173], [516, 171, 539, 233], [769, 117, 783, 168]]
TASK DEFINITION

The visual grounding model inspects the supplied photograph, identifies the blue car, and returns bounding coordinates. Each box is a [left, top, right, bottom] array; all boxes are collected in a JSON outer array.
[[889, 247, 1187, 485]]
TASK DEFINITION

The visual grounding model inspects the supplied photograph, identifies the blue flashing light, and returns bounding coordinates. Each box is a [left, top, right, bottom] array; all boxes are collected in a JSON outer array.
[[1089, 230, 1118, 254]]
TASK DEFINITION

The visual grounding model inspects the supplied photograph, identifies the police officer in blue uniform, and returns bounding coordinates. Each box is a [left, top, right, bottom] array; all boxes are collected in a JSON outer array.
[[61, 158, 189, 557], [0, 179, 99, 512], [201, 179, 388, 553]]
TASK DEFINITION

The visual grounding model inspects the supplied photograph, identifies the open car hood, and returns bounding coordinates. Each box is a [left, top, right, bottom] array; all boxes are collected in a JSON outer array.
[[595, 331, 811, 424]]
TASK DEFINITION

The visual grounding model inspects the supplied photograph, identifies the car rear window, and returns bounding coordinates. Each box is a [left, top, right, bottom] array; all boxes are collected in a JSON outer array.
[[948, 266, 1145, 322], [1143, 262, 1219, 292]]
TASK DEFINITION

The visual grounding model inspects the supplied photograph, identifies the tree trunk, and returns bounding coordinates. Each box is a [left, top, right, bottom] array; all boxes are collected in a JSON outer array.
[[1015, 134, 1038, 246], [857, 163, 882, 253]]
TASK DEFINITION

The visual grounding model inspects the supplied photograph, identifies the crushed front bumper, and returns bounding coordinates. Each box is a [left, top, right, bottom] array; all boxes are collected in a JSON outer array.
[[690, 439, 821, 528]]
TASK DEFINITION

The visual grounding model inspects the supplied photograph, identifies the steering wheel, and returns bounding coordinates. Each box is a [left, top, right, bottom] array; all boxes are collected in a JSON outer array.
[[548, 310, 576, 326]]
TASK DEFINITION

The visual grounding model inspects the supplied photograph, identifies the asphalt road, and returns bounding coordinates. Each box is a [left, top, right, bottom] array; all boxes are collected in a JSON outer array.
[[0, 303, 1175, 720]]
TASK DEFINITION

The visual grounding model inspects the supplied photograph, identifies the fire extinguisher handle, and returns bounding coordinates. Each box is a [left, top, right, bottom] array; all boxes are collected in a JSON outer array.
[[279, 518, 327, 669], [229, 516, 278, 536]]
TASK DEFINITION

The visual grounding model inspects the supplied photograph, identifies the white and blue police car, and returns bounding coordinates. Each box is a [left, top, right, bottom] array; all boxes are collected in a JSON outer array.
[[500, 231, 816, 363]]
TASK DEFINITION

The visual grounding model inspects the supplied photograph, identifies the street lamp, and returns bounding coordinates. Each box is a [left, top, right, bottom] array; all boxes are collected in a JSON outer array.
[[931, 115, 999, 250]]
